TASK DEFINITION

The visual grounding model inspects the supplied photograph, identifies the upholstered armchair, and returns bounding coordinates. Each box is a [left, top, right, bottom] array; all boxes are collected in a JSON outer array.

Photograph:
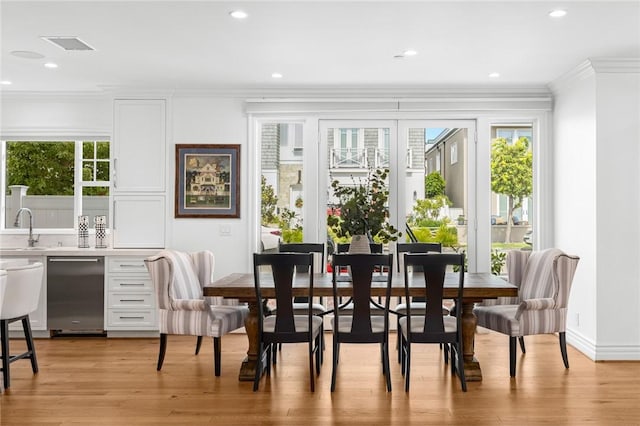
[[473, 248, 579, 377], [145, 250, 249, 376]]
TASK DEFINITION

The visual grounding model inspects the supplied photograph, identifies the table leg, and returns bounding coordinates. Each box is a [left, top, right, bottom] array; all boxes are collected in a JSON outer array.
[[460, 301, 483, 382], [238, 299, 260, 381]]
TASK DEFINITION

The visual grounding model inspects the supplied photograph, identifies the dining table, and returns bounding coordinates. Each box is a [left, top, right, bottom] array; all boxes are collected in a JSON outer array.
[[204, 271, 517, 382]]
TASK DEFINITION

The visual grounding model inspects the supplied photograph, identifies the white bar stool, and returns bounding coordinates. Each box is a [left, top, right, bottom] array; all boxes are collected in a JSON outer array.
[[0, 262, 44, 389]]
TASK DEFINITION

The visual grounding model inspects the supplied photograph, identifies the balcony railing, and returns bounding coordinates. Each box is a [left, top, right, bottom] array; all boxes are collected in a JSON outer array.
[[330, 148, 418, 169], [330, 148, 368, 169]]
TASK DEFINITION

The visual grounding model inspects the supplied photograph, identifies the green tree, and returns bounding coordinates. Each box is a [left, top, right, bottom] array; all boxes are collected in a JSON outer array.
[[425, 171, 446, 198], [6, 142, 75, 195], [261, 175, 278, 225], [491, 137, 533, 243]]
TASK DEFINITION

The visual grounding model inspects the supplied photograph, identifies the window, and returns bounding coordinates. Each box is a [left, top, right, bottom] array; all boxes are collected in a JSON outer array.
[[2, 140, 110, 230]]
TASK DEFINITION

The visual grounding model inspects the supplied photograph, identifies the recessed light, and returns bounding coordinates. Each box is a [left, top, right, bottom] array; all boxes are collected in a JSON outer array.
[[44, 62, 58, 69], [549, 9, 567, 18], [1, 81, 12, 85], [489, 72, 500, 78], [230, 10, 248, 19], [10, 50, 44, 59], [271, 73, 283, 79], [403, 49, 418, 56]]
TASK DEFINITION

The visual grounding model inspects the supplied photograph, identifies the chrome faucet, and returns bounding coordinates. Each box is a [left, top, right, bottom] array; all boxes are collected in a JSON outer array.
[[14, 207, 40, 247]]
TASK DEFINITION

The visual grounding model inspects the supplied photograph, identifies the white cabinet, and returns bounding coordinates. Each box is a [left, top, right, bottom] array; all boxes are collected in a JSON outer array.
[[111, 99, 167, 249], [105, 256, 157, 331], [113, 99, 166, 192], [112, 195, 165, 248], [6, 255, 47, 332]]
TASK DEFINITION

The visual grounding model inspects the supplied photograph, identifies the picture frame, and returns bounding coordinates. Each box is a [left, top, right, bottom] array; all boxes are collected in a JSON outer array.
[[175, 144, 240, 218]]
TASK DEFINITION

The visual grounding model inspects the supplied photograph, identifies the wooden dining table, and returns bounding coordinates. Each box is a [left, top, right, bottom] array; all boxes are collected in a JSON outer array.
[[204, 271, 517, 382]]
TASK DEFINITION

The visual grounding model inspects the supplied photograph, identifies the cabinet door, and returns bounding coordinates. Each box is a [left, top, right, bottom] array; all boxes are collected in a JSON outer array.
[[112, 195, 165, 248], [113, 99, 166, 192]]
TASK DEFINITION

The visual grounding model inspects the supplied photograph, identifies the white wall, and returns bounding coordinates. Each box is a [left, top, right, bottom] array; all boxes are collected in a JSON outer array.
[[170, 96, 251, 279], [594, 71, 640, 358], [552, 60, 640, 360], [552, 69, 598, 357], [0, 94, 111, 137]]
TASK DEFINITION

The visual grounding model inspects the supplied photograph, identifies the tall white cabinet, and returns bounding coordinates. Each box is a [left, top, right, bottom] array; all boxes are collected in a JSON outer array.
[[112, 99, 166, 248]]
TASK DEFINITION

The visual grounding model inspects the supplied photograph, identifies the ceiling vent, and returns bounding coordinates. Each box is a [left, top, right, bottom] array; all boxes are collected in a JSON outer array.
[[41, 36, 95, 51]]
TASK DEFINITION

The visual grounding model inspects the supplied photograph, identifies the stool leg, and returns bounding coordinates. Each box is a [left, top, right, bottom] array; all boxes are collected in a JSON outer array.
[[22, 316, 39, 373], [1, 320, 10, 388]]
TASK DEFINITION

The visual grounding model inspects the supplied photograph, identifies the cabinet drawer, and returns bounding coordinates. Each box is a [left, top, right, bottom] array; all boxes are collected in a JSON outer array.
[[108, 276, 153, 292], [108, 292, 155, 309], [108, 257, 148, 273], [107, 309, 157, 328]]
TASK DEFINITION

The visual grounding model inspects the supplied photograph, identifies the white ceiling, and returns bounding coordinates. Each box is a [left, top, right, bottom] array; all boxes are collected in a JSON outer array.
[[1, 1, 639, 93]]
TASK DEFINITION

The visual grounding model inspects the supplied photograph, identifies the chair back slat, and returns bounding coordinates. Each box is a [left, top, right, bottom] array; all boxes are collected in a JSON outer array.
[[254, 252, 314, 334], [278, 242, 325, 273], [403, 253, 465, 337], [396, 242, 442, 272], [331, 253, 393, 338]]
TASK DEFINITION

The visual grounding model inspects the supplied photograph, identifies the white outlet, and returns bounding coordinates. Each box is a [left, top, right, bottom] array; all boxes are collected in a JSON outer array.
[[573, 312, 580, 327], [219, 225, 231, 236]]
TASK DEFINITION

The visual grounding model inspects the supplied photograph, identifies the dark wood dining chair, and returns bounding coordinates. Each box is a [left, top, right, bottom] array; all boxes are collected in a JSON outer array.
[[330, 253, 393, 392], [275, 242, 326, 364], [253, 252, 323, 392], [398, 252, 467, 392], [393, 242, 449, 363]]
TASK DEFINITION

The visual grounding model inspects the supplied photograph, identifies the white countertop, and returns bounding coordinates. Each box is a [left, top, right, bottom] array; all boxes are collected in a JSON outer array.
[[0, 247, 162, 257]]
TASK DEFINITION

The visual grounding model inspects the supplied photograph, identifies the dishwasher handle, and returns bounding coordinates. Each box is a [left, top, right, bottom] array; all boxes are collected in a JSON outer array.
[[49, 258, 102, 263]]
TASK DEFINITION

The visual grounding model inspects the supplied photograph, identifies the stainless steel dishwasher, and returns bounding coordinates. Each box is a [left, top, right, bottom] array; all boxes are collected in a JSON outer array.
[[47, 256, 105, 335]]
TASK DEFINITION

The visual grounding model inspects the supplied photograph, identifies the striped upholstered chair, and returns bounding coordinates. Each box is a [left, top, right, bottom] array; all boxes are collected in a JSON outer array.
[[473, 248, 579, 377], [145, 250, 248, 376]]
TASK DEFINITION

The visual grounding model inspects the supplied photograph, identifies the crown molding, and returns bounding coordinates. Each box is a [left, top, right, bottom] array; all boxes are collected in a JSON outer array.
[[589, 57, 640, 73], [549, 57, 640, 94], [1, 85, 552, 102]]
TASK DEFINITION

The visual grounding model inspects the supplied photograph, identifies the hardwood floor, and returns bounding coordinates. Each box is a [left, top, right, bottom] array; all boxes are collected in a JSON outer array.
[[1, 330, 638, 425]]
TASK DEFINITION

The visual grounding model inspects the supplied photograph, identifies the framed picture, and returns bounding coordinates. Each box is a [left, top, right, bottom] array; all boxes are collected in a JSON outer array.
[[175, 144, 240, 218]]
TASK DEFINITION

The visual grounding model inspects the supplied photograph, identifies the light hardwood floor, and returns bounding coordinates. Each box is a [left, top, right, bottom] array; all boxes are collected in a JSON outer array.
[[1, 331, 638, 425]]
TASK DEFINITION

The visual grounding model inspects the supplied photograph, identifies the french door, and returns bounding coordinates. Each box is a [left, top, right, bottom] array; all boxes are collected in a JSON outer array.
[[318, 119, 480, 271]]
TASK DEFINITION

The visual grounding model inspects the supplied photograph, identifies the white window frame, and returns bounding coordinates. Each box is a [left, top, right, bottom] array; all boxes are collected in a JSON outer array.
[[0, 139, 110, 233]]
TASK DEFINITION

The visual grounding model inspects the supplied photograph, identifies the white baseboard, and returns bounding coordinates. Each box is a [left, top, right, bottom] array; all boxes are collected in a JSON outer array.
[[567, 327, 640, 361]]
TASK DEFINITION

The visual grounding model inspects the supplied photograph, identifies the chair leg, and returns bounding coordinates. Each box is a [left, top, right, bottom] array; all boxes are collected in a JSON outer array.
[[404, 341, 411, 392], [1, 320, 10, 388], [559, 332, 570, 369], [444, 342, 449, 364], [272, 343, 278, 365], [331, 338, 339, 392], [213, 337, 221, 376], [308, 340, 315, 392], [455, 342, 467, 392], [22, 317, 38, 373], [314, 334, 321, 375], [253, 343, 264, 391], [518, 336, 526, 354], [383, 342, 391, 392], [195, 336, 203, 355], [157, 333, 167, 371], [509, 336, 517, 377]]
